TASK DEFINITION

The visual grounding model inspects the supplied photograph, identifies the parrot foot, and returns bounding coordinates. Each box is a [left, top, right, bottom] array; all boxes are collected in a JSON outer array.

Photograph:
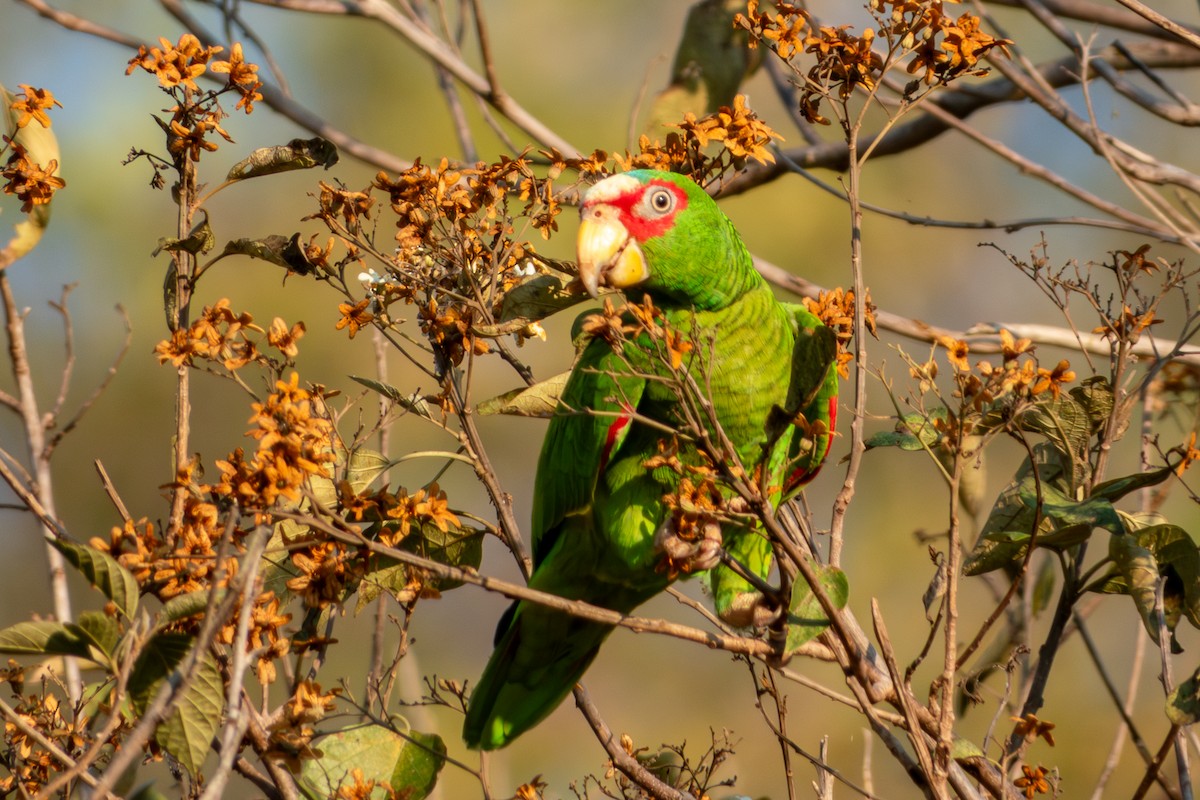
[[654, 515, 723, 576], [719, 592, 782, 628]]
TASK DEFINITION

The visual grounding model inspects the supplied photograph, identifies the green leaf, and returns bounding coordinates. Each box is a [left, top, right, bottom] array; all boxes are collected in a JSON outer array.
[[1091, 465, 1176, 504], [950, 737, 987, 761], [1019, 480, 1123, 536], [0, 620, 93, 659], [1071, 376, 1117, 433], [344, 448, 392, 494], [356, 561, 409, 613], [1153, 526, 1200, 630], [1115, 525, 1200, 632], [865, 409, 949, 451], [1108, 527, 1199, 652], [152, 213, 214, 257], [357, 521, 484, 612], [76, 610, 121, 659], [1032, 522, 1094, 550], [402, 522, 483, 591], [784, 565, 848, 654], [403, 522, 484, 590], [1016, 394, 1092, 488], [1031, 557, 1057, 615], [49, 537, 140, 619], [226, 137, 338, 181], [307, 446, 390, 511], [477, 372, 570, 417], [261, 518, 307, 604], [128, 632, 190, 713], [155, 651, 223, 776], [128, 632, 224, 775], [965, 443, 1071, 576], [1167, 666, 1200, 725], [350, 376, 438, 422], [390, 729, 446, 798], [351, 375, 407, 403], [298, 722, 445, 800], [222, 233, 315, 274], [160, 588, 227, 624], [497, 273, 585, 324]]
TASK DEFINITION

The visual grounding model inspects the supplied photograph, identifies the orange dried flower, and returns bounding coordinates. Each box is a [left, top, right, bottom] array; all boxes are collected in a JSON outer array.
[[336, 299, 374, 339], [9, 85, 61, 129], [1, 142, 66, 212]]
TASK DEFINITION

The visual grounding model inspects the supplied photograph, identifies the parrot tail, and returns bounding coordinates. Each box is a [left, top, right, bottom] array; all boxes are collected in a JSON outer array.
[[462, 600, 615, 750]]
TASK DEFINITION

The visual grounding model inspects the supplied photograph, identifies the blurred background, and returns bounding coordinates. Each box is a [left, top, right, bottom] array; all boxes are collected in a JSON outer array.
[[2, 1, 1198, 797]]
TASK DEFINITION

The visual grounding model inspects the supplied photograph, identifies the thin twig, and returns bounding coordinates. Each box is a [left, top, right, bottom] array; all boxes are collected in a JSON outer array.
[[752, 257, 1200, 365], [46, 303, 132, 455], [574, 684, 687, 800], [278, 504, 776, 657], [93, 460, 133, 524], [872, 599, 943, 798], [0, 273, 79, 702]]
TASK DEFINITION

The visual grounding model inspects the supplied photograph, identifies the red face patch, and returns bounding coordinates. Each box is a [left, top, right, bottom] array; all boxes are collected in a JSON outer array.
[[586, 178, 689, 243]]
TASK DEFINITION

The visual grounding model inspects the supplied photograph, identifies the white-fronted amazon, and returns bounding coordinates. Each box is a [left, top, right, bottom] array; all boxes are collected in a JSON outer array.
[[463, 169, 838, 750]]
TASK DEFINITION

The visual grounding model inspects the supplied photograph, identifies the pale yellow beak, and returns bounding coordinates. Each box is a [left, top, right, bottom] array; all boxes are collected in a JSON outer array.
[[577, 213, 649, 298]]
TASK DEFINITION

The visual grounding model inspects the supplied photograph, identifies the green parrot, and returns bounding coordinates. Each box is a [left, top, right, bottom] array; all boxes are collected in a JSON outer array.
[[462, 169, 838, 750]]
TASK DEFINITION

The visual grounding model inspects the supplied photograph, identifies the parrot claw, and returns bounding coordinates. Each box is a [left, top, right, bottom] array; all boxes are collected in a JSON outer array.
[[719, 593, 783, 628], [654, 518, 723, 575]]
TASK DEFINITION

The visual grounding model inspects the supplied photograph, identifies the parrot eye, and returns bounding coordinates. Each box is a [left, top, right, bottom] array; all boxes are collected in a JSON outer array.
[[645, 187, 675, 216]]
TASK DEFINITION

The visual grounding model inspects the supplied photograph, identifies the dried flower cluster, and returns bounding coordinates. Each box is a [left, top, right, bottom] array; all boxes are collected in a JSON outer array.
[[549, 94, 782, 186], [264, 679, 341, 771], [122, 34, 264, 188], [215, 371, 337, 510], [803, 286, 877, 377], [735, 0, 1011, 124], [155, 298, 304, 371], [580, 295, 697, 371], [127, 33, 262, 113], [916, 329, 1077, 418], [0, 682, 93, 795], [310, 155, 551, 367], [88, 363, 337, 685]]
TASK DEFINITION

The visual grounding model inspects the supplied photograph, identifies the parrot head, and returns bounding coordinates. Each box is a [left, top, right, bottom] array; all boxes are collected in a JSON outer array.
[[576, 170, 754, 310]]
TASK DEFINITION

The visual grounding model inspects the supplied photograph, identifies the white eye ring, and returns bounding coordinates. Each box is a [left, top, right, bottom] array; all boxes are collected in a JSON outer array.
[[646, 187, 674, 215]]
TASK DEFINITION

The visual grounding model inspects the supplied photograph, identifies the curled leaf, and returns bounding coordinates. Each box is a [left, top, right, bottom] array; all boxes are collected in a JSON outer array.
[[1168, 666, 1200, 725], [226, 137, 338, 181], [497, 274, 586, 324], [477, 372, 570, 417], [1, 82, 65, 267], [222, 232, 314, 274], [153, 212, 214, 256]]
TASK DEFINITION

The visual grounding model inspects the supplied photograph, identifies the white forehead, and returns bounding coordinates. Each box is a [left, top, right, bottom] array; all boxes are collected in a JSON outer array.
[[583, 173, 641, 205]]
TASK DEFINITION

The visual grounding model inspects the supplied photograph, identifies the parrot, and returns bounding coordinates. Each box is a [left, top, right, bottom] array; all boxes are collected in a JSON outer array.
[[462, 169, 838, 750]]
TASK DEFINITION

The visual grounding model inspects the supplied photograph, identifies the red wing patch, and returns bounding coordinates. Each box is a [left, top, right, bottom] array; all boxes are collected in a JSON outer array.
[[598, 406, 633, 473], [785, 395, 837, 492]]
